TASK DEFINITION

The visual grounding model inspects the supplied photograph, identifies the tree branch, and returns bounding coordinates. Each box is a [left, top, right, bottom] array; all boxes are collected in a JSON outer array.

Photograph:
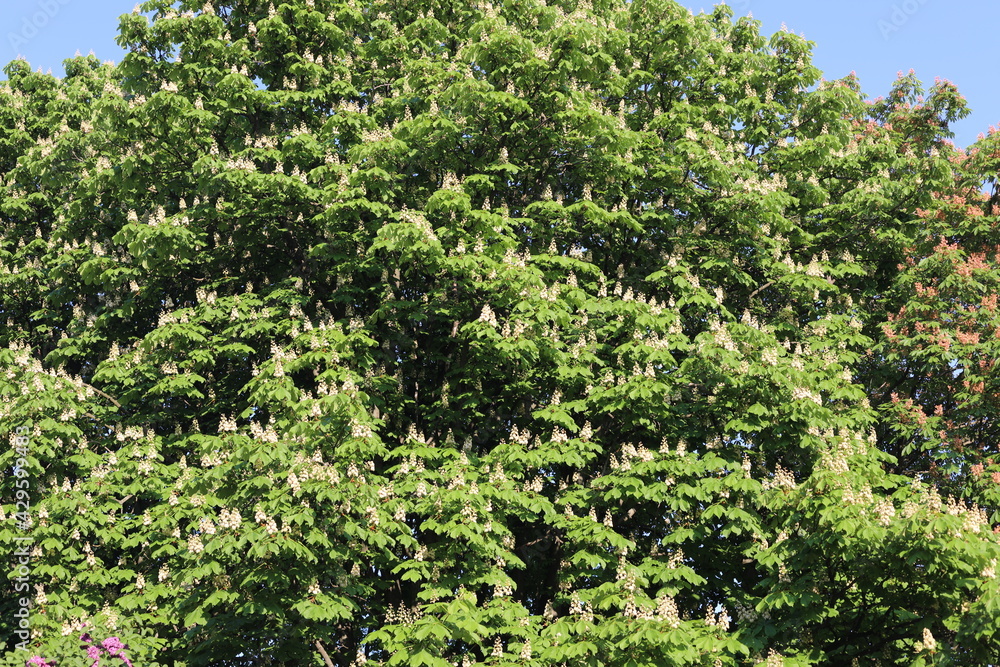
[[748, 280, 775, 301], [83, 382, 122, 408], [315, 640, 335, 667]]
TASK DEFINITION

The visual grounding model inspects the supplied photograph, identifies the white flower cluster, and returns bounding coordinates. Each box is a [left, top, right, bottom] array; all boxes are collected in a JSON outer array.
[[609, 453, 631, 471], [493, 582, 513, 598], [488, 463, 506, 484], [734, 601, 760, 624], [199, 516, 217, 535], [705, 607, 730, 631], [523, 475, 545, 493], [200, 450, 226, 467], [384, 603, 423, 625], [623, 593, 652, 620], [842, 484, 874, 505], [954, 498, 990, 534], [93, 603, 118, 632], [817, 432, 863, 475], [873, 498, 895, 526], [187, 534, 204, 554], [913, 628, 936, 653], [762, 465, 796, 490], [921, 484, 943, 513], [791, 386, 822, 405], [506, 425, 530, 446], [60, 617, 88, 637], [478, 304, 498, 327], [253, 507, 278, 535], [218, 414, 238, 432], [804, 256, 825, 278], [362, 126, 393, 143], [758, 649, 784, 666], [736, 171, 788, 197], [548, 427, 569, 445], [656, 595, 680, 628], [569, 592, 594, 621], [711, 323, 738, 352], [399, 208, 438, 243], [249, 421, 280, 443], [83, 542, 97, 567], [351, 419, 373, 439]]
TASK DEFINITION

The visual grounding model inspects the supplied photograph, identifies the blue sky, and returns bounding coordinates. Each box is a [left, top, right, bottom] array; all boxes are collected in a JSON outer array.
[[686, 0, 998, 150], [2, 0, 997, 149]]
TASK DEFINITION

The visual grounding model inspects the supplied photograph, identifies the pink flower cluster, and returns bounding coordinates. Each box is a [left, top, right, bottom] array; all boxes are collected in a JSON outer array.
[[28, 634, 133, 667]]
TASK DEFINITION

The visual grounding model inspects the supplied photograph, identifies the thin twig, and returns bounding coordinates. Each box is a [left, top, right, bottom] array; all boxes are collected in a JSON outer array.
[[747, 280, 774, 300], [83, 383, 122, 408]]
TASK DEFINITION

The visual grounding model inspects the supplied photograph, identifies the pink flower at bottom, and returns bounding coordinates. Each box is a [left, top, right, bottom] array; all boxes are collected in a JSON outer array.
[[101, 638, 125, 652], [101, 637, 134, 667]]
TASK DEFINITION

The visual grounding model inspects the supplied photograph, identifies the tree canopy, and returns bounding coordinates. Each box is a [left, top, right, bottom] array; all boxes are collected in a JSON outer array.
[[3, 0, 1000, 664]]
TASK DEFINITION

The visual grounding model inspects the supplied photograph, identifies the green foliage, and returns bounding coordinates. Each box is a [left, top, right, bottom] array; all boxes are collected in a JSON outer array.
[[2, 1, 1000, 665]]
